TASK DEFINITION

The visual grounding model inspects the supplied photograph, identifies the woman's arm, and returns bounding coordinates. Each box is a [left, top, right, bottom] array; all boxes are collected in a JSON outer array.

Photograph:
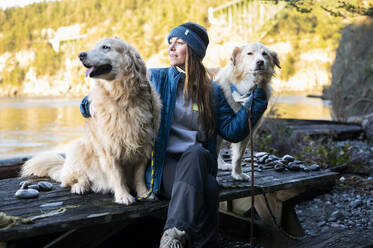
[[217, 86, 268, 143]]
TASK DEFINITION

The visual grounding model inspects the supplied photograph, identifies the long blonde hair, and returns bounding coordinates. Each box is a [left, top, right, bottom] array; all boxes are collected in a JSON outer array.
[[183, 46, 215, 136]]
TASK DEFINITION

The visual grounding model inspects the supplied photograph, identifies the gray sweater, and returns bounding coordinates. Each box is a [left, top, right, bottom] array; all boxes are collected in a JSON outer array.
[[166, 77, 206, 154]]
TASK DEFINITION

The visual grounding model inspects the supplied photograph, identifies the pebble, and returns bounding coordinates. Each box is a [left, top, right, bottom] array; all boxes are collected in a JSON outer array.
[[282, 154, 295, 162], [308, 164, 320, 171], [15, 188, 39, 199], [255, 152, 268, 157], [258, 155, 269, 164], [38, 181, 53, 191], [28, 184, 40, 190], [331, 210, 344, 219], [317, 221, 326, 227], [287, 162, 301, 171], [350, 199, 363, 208], [274, 163, 285, 172], [279, 159, 289, 165], [19, 181, 31, 189]]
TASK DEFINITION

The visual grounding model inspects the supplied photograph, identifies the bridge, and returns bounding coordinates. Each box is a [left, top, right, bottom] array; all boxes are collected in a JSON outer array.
[[209, 0, 286, 42]]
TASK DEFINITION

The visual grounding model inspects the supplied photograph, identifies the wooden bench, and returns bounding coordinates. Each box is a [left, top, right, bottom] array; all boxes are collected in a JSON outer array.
[[0, 151, 338, 248]]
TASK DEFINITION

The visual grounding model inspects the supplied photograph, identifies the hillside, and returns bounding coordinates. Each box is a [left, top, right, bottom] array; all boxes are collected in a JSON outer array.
[[0, 0, 225, 96], [0, 0, 371, 96]]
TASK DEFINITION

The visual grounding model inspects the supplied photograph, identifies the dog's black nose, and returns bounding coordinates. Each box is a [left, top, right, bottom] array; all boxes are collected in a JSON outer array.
[[256, 60, 264, 66], [79, 52, 87, 61]]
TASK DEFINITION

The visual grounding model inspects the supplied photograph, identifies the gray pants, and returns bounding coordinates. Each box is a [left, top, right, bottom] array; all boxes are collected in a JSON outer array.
[[160, 144, 220, 248]]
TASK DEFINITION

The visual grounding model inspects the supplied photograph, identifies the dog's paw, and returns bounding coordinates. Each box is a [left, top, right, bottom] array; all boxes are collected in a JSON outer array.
[[232, 172, 250, 181], [115, 193, 136, 205], [71, 183, 89, 194]]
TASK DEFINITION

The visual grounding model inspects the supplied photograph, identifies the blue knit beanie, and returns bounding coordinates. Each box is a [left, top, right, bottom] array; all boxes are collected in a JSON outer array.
[[167, 22, 209, 60]]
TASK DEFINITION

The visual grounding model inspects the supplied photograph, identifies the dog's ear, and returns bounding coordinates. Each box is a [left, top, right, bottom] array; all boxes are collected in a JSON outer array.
[[270, 51, 281, 69], [128, 49, 147, 76], [231, 46, 242, 66]]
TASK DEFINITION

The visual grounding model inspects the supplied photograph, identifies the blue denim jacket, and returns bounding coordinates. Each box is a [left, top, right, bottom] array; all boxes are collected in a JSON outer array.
[[80, 66, 268, 194]]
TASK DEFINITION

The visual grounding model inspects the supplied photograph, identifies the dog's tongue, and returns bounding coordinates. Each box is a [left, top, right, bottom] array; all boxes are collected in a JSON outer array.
[[85, 67, 95, 77]]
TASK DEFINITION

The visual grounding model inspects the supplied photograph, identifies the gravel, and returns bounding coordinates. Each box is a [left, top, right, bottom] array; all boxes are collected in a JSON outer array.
[[296, 175, 373, 237]]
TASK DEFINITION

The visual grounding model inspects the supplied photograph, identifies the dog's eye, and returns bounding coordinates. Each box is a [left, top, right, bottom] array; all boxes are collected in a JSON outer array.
[[262, 52, 268, 56], [247, 52, 253, 55], [102, 45, 111, 50]]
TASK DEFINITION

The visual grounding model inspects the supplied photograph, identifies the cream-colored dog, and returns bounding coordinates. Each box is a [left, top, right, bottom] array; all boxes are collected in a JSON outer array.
[[21, 38, 162, 205], [215, 42, 280, 180]]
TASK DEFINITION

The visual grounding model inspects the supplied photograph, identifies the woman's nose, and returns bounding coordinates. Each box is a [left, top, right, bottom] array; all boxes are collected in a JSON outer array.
[[169, 42, 176, 51]]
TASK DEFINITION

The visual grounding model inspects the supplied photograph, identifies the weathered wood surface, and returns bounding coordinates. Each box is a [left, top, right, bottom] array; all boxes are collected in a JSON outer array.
[[270, 118, 363, 140], [218, 165, 338, 201], [0, 166, 338, 242], [0, 177, 169, 242]]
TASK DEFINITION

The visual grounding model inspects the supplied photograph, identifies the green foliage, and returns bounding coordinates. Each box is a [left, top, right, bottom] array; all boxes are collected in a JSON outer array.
[[33, 42, 64, 76], [254, 107, 354, 168], [279, 54, 296, 81], [0, 0, 226, 87], [1, 63, 26, 86], [255, 118, 353, 169], [297, 138, 352, 168], [0, 0, 369, 88]]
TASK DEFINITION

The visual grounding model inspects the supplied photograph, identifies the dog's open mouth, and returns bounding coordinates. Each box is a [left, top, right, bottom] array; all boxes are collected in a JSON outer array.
[[85, 64, 112, 77]]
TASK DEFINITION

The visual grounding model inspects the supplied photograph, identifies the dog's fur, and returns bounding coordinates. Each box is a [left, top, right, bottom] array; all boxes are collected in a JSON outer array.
[[21, 38, 162, 205], [214, 42, 280, 180]]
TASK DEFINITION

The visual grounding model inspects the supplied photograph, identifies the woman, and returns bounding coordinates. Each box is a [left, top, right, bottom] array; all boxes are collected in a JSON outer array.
[[80, 22, 268, 248]]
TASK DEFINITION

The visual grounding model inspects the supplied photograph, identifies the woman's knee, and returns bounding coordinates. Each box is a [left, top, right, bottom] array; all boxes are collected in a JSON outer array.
[[183, 144, 210, 162], [175, 144, 212, 181]]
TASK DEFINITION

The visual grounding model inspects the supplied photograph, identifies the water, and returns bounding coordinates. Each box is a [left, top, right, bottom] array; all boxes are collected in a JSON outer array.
[[271, 91, 331, 120], [0, 92, 331, 160], [0, 97, 85, 159]]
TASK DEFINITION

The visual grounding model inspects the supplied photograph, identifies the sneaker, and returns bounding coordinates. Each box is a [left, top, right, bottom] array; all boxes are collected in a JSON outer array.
[[159, 227, 186, 248]]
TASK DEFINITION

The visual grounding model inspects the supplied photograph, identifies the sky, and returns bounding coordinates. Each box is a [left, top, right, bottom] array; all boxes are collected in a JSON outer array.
[[0, 0, 55, 9]]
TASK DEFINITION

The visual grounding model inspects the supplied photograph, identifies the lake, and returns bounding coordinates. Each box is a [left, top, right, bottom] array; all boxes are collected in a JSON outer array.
[[0, 92, 331, 160]]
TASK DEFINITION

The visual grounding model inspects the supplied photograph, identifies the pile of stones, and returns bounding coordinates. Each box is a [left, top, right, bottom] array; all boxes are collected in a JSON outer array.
[[248, 151, 321, 172], [15, 181, 53, 199]]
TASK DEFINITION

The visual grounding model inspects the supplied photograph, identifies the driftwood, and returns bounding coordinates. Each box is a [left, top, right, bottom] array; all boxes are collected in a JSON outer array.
[[268, 118, 363, 140]]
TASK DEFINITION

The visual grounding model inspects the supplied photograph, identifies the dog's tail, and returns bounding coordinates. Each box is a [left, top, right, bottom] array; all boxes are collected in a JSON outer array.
[[21, 152, 65, 181]]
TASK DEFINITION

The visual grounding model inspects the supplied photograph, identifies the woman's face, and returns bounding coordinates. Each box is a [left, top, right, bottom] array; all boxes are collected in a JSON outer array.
[[168, 37, 187, 69]]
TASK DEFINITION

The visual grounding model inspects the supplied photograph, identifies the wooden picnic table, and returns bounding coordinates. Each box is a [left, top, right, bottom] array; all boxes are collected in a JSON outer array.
[[0, 149, 339, 248]]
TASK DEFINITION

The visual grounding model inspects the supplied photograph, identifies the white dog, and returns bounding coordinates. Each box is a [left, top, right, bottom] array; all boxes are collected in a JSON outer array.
[[21, 38, 162, 205], [215, 42, 280, 180]]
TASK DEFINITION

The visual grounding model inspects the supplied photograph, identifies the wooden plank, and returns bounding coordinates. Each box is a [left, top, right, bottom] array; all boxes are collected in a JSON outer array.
[[218, 170, 338, 201]]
